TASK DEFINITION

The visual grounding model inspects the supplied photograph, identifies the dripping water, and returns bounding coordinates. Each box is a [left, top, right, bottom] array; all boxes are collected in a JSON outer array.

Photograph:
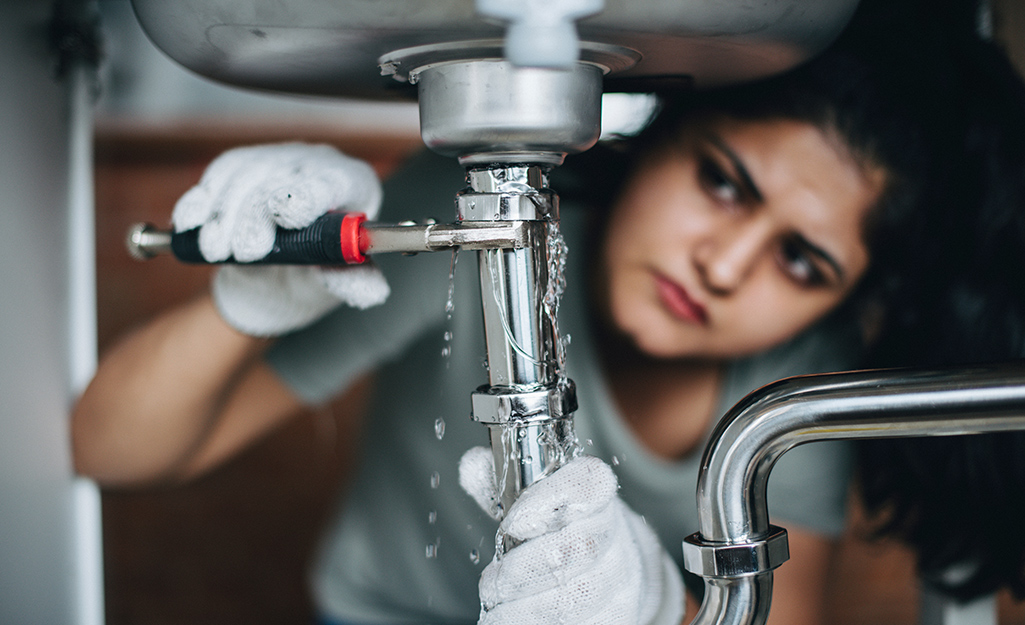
[[484, 248, 543, 367], [442, 250, 458, 362], [441, 331, 453, 359], [543, 219, 571, 389], [445, 249, 459, 317]]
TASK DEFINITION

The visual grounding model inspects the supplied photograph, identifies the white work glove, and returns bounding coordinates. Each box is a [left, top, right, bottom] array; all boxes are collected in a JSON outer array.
[[172, 142, 390, 337], [459, 447, 686, 625]]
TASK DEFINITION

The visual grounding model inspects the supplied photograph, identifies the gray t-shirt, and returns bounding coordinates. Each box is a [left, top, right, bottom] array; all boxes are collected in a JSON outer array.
[[265, 150, 860, 625]]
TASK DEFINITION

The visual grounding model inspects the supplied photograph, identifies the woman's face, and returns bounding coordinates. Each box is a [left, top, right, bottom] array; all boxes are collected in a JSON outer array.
[[600, 116, 886, 360]]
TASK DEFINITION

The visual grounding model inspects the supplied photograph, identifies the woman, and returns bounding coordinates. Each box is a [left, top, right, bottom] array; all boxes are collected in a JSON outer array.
[[72, 3, 1024, 623]]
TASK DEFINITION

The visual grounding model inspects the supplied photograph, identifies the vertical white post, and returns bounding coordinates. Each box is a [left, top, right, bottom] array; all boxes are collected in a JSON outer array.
[[0, 2, 104, 623], [67, 51, 105, 625]]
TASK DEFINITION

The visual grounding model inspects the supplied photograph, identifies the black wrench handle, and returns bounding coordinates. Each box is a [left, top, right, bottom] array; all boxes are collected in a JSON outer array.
[[127, 211, 367, 265]]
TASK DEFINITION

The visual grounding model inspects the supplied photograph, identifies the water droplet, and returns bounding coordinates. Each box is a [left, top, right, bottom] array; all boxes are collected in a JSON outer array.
[[469, 549, 480, 564], [443, 331, 453, 342], [428, 510, 437, 525], [434, 418, 446, 440], [441, 346, 451, 358], [586, 439, 593, 447], [611, 456, 620, 466], [426, 543, 437, 558], [445, 250, 459, 315], [430, 471, 440, 489]]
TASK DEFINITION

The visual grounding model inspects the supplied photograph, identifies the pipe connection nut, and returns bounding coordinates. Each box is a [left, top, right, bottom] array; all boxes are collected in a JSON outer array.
[[682, 525, 790, 579], [456, 165, 557, 222], [471, 381, 578, 425]]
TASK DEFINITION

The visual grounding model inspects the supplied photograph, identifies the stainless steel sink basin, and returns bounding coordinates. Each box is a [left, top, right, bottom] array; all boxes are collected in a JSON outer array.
[[129, 0, 860, 99]]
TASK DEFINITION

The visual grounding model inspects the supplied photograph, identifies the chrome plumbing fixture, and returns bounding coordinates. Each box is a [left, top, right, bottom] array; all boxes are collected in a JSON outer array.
[[411, 58, 606, 166], [377, 48, 628, 515], [381, 46, 637, 166], [682, 364, 1025, 625], [458, 164, 579, 514]]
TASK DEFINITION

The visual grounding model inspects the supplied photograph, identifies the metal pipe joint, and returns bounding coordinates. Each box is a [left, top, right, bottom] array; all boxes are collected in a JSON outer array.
[[686, 364, 1025, 625], [682, 526, 789, 579]]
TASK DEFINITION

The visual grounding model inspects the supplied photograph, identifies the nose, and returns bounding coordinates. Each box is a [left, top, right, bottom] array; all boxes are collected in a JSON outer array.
[[693, 219, 771, 295]]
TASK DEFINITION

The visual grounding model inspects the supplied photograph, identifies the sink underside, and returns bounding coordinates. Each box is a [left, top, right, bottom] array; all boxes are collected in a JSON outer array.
[[129, 0, 860, 99]]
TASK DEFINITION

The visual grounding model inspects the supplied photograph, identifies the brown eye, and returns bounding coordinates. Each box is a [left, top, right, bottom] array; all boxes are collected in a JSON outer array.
[[778, 237, 826, 287], [698, 158, 740, 205]]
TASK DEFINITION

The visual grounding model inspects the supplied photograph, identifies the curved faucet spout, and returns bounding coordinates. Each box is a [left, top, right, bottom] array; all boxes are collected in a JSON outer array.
[[685, 362, 1025, 625]]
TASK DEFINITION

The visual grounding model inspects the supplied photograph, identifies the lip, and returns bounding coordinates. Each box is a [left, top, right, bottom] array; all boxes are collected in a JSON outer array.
[[654, 272, 708, 325]]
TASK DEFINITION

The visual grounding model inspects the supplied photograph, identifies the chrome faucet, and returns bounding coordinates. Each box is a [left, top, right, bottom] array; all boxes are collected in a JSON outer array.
[[681, 364, 1025, 625]]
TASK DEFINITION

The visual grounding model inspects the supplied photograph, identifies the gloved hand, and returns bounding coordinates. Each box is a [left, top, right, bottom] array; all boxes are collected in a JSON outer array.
[[172, 142, 390, 336], [459, 447, 686, 625]]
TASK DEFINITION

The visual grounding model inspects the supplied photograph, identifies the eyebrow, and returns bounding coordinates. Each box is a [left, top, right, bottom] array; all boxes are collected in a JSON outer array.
[[704, 132, 848, 286], [705, 134, 765, 204]]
